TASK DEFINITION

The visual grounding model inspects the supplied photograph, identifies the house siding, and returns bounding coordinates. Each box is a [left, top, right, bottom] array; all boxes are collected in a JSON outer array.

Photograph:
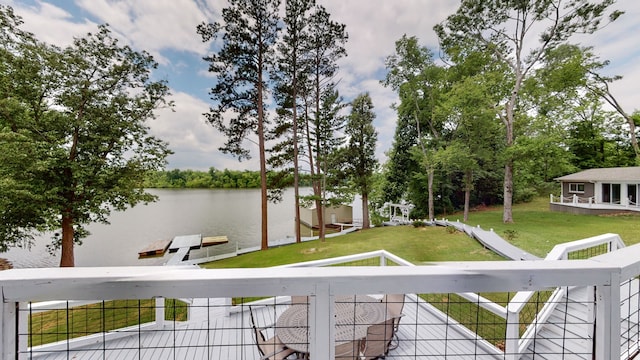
[[562, 182, 595, 199]]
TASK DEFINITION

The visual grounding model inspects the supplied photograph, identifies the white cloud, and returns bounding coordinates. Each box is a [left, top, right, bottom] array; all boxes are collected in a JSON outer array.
[[8, 1, 97, 47], [151, 91, 260, 170], [73, 0, 214, 64]]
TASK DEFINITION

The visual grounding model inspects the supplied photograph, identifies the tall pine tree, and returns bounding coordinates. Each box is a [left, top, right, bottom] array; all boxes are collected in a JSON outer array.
[[198, 0, 280, 250]]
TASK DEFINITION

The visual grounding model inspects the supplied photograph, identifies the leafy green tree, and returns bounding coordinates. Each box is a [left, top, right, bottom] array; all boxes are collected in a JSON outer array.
[[437, 50, 506, 221], [0, 8, 172, 266], [583, 61, 640, 165], [435, 0, 623, 223], [382, 35, 448, 221], [380, 112, 418, 206], [343, 93, 378, 229], [198, 0, 281, 250]]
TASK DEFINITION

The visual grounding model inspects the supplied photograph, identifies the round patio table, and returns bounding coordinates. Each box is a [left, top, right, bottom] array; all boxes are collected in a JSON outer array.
[[275, 295, 388, 354]]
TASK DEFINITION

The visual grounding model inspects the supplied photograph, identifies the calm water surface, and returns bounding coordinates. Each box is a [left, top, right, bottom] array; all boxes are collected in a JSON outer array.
[[1, 188, 311, 268]]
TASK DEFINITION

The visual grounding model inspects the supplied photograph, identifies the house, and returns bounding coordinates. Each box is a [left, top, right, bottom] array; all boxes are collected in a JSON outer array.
[[299, 204, 353, 228], [551, 166, 640, 214]]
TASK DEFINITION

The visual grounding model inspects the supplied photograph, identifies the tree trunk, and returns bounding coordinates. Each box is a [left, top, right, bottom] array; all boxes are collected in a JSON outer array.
[[503, 161, 514, 223], [427, 167, 434, 221], [314, 74, 325, 242], [314, 180, 325, 241], [258, 62, 268, 251], [292, 77, 301, 243], [361, 191, 370, 230], [502, 76, 519, 224], [463, 169, 472, 222], [59, 213, 75, 267]]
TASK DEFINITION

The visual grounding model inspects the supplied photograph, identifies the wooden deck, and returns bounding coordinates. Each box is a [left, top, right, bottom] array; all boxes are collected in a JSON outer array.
[[28, 294, 503, 360]]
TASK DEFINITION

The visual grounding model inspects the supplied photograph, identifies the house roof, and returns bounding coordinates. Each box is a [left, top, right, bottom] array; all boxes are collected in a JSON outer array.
[[555, 167, 640, 182]]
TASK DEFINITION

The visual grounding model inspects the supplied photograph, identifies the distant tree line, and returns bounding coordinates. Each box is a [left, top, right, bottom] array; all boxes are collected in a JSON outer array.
[[144, 168, 313, 189]]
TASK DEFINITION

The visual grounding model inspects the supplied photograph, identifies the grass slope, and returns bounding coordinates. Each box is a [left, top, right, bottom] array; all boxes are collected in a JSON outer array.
[[203, 196, 640, 268]]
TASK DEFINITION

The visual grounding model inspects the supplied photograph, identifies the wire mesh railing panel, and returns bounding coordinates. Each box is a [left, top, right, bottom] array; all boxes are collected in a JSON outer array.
[[517, 286, 596, 360], [26, 299, 188, 347], [620, 277, 640, 359], [567, 243, 610, 259]]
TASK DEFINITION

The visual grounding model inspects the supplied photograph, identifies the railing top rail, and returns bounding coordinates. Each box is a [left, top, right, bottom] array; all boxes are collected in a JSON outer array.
[[544, 233, 624, 261], [274, 250, 389, 268], [0, 257, 625, 303], [509, 233, 624, 312], [591, 243, 640, 279]]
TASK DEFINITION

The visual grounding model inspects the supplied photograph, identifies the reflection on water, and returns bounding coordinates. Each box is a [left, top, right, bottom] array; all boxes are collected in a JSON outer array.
[[0, 188, 300, 268]]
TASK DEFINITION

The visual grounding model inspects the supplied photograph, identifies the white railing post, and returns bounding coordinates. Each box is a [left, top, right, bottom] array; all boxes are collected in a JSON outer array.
[[310, 282, 333, 360], [595, 273, 621, 359], [505, 309, 519, 360], [573, 194, 578, 204], [1, 301, 17, 360], [17, 303, 27, 359], [155, 297, 165, 329]]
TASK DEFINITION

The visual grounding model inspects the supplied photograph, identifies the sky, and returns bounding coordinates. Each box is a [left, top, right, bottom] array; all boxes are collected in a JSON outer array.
[[4, 0, 640, 171]]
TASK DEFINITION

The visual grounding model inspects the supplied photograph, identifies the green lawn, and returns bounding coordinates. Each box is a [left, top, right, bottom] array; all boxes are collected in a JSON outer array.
[[203, 196, 640, 268], [460, 196, 640, 257]]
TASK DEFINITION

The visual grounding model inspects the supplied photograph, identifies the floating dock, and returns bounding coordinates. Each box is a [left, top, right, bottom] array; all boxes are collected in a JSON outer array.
[[139, 234, 229, 262], [137, 239, 172, 258], [202, 236, 228, 247]]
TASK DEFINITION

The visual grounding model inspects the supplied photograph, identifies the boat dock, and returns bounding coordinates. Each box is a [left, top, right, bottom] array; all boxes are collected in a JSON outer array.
[[138, 234, 229, 262]]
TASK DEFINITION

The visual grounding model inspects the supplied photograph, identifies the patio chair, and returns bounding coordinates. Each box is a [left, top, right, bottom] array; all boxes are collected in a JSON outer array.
[[380, 294, 405, 351], [334, 340, 361, 359], [360, 318, 396, 360], [249, 306, 296, 360], [381, 294, 404, 318]]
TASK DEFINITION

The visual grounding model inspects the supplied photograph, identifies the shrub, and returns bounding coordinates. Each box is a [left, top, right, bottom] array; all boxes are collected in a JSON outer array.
[[412, 220, 427, 228]]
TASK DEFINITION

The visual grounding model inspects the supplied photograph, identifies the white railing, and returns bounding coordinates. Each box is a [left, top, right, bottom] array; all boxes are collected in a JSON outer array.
[[505, 233, 626, 359], [1, 238, 639, 360], [550, 194, 595, 205]]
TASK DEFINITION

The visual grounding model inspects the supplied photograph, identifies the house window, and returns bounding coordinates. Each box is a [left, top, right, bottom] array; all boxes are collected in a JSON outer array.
[[569, 183, 585, 193]]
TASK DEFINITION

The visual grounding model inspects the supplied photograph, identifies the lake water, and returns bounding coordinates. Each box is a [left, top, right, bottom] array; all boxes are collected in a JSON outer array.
[[0, 188, 347, 268]]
